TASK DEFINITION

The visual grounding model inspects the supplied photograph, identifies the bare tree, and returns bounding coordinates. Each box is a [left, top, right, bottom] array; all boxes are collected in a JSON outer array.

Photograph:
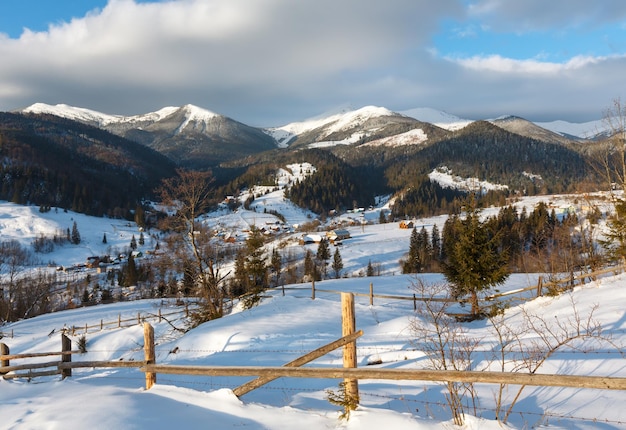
[[488, 295, 618, 424], [593, 98, 626, 262], [0, 240, 32, 322], [157, 169, 227, 325], [409, 279, 478, 426]]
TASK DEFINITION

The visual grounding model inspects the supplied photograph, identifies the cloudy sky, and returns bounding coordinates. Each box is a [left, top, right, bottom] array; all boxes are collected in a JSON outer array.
[[1, 0, 625, 126]]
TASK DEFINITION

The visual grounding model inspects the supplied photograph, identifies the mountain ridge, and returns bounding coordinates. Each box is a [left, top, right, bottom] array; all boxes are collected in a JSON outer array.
[[19, 102, 606, 141]]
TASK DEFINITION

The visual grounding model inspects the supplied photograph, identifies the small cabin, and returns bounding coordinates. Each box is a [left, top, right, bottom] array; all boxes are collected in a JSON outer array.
[[399, 221, 414, 229], [326, 229, 351, 242]]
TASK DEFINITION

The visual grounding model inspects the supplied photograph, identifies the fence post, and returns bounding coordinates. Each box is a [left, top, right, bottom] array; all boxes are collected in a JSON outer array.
[[536, 276, 543, 297], [118, 313, 121, 328], [1, 343, 9, 374], [369, 282, 374, 306], [138, 312, 141, 325], [61, 334, 72, 379], [143, 323, 156, 389], [311, 280, 316, 300], [341, 292, 359, 409]]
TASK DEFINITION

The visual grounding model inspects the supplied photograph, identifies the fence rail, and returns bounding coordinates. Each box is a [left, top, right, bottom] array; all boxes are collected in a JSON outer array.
[[139, 364, 626, 390], [282, 263, 625, 310], [2, 297, 625, 424]]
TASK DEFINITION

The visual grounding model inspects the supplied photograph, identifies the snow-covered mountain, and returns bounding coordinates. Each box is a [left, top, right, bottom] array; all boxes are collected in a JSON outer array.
[[23, 103, 221, 136], [488, 115, 576, 146], [266, 105, 448, 149], [21, 103, 278, 168], [536, 118, 608, 140], [400, 107, 473, 131], [19, 102, 610, 168]]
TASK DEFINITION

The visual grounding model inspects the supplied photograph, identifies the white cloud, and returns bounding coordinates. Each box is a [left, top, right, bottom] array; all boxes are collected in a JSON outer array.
[[449, 54, 616, 74], [0, 0, 624, 125], [0, 0, 461, 124], [468, 0, 626, 32]]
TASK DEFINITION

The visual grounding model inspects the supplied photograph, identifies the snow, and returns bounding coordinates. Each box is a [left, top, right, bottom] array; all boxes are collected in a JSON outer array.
[[20, 103, 217, 133], [1, 185, 626, 429], [363, 128, 428, 147], [400, 107, 473, 131], [266, 106, 398, 147], [22, 103, 609, 145], [428, 166, 509, 193], [174, 104, 221, 134], [536, 118, 606, 139], [22, 103, 122, 126]]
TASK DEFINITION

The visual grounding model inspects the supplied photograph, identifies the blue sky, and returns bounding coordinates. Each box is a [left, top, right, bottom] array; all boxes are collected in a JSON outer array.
[[1, 0, 625, 125]]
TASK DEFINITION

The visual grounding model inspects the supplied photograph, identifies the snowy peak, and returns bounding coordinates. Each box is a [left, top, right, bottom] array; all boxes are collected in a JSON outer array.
[[489, 115, 576, 146], [400, 107, 473, 131], [267, 105, 422, 148], [173, 104, 222, 134], [270, 105, 397, 137], [21, 103, 222, 134], [22, 103, 121, 127]]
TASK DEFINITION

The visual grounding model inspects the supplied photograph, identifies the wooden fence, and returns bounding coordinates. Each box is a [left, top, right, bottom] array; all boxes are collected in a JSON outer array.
[[3, 293, 625, 404], [286, 263, 626, 311]]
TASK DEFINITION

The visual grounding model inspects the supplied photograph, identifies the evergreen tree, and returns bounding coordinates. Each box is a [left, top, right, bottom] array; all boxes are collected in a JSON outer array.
[[245, 226, 267, 290], [332, 247, 344, 279], [102, 232, 107, 244], [442, 196, 510, 318], [270, 248, 282, 287], [303, 249, 318, 280], [130, 234, 137, 250], [316, 238, 331, 278], [71, 221, 81, 245], [403, 227, 422, 273], [139, 231, 145, 246], [231, 248, 248, 297], [600, 199, 626, 262], [123, 253, 139, 287], [431, 224, 441, 262], [378, 210, 386, 224], [366, 259, 374, 277]]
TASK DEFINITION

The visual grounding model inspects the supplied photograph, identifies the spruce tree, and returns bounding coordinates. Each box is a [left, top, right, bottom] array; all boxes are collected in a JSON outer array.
[[270, 248, 282, 287], [332, 247, 343, 279], [366, 259, 374, 277], [403, 227, 421, 273], [316, 238, 331, 278], [245, 226, 267, 290], [102, 233, 107, 244], [442, 196, 509, 318], [71, 221, 81, 245], [130, 234, 137, 250], [431, 224, 441, 262], [304, 249, 317, 280]]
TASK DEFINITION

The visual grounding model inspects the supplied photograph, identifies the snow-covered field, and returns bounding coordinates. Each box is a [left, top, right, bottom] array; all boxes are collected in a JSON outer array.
[[1, 184, 625, 429]]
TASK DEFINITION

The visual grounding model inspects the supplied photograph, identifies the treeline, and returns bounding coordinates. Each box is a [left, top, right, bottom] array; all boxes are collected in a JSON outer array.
[[412, 121, 597, 194], [0, 113, 176, 217], [402, 201, 593, 275], [285, 163, 378, 213]]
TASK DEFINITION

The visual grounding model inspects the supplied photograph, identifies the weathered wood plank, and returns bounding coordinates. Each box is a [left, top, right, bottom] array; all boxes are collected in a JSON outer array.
[[233, 330, 363, 397], [140, 365, 626, 390]]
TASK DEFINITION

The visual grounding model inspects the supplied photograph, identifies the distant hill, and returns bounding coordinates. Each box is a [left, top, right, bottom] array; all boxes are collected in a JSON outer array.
[[22, 103, 279, 169], [266, 105, 449, 149], [11, 102, 609, 219], [0, 112, 176, 217]]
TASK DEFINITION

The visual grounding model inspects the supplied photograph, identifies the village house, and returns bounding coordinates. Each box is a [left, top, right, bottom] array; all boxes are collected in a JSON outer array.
[[326, 229, 351, 242]]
